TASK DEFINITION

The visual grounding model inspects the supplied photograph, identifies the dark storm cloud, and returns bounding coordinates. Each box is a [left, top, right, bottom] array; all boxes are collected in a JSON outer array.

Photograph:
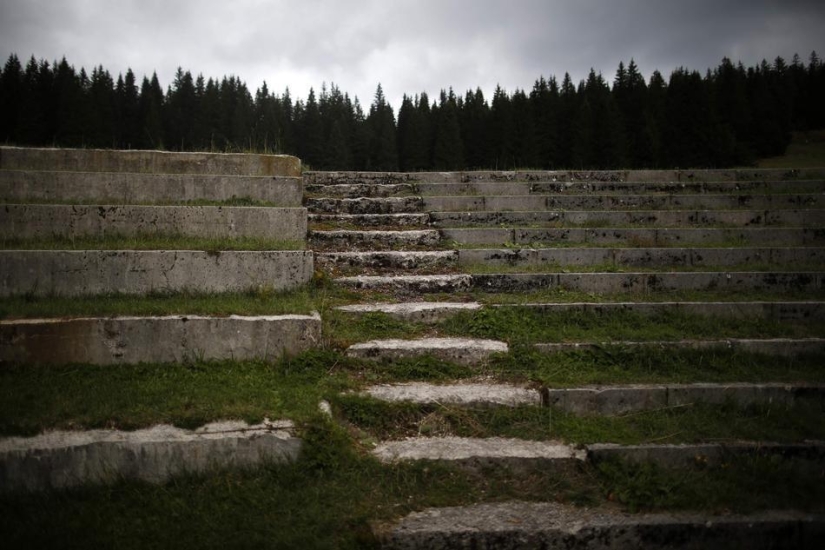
[[1, 0, 823, 109]]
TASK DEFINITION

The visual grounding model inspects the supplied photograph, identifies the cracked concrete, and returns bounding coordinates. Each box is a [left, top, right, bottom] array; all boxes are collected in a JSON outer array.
[[347, 337, 507, 365]]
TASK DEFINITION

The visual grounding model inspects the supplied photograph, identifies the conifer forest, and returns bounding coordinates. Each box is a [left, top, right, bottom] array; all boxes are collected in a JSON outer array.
[[1, 52, 824, 169]]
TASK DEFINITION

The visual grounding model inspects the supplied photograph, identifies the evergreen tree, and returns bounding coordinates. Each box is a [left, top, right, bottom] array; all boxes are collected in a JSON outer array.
[[460, 88, 490, 169], [139, 73, 164, 149], [432, 88, 464, 170], [366, 84, 397, 170], [0, 54, 23, 142]]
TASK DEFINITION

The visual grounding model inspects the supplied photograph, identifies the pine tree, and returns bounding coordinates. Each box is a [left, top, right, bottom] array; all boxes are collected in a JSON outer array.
[[366, 84, 398, 170], [432, 88, 463, 170]]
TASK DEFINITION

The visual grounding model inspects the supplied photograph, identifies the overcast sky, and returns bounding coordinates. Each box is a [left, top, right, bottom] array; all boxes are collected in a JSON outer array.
[[1, 0, 824, 110]]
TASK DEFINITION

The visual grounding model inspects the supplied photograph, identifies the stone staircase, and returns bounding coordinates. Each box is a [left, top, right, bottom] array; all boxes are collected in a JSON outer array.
[[0, 147, 316, 490], [306, 169, 825, 548]]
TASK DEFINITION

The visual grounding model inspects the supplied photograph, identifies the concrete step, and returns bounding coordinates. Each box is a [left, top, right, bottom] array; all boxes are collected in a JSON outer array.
[[309, 213, 430, 227], [493, 301, 825, 321], [0, 146, 301, 176], [335, 274, 473, 293], [536, 338, 825, 356], [459, 247, 825, 270], [347, 337, 507, 365], [316, 251, 458, 273], [443, 226, 823, 246], [377, 501, 825, 549], [309, 229, 441, 251], [304, 182, 415, 197], [0, 419, 300, 493], [0, 250, 314, 297], [306, 196, 424, 214], [336, 272, 823, 294], [372, 436, 584, 465], [0, 170, 303, 206], [0, 204, 307, 241], [0, 313, 321, 365], [335, 302, 481, 323], [303, 168, 825, 185], [363, 382, 825, 415], [423, 194, 822, 212], [431, 209, 825, 228]]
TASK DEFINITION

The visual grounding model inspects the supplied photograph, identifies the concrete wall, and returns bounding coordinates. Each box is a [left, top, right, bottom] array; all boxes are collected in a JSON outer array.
[[0, 170, 302, 206], [1, 204, 308, 241], [0, 250, 314, 297], [0, 313, 321, 365], [0, 147, 301, 177]]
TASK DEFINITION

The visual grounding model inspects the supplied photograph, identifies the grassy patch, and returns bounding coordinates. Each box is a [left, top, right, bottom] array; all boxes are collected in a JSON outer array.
[[0, 233, 304, 251], [757, 130, 825, 169], [333, 396, 825, 446], [0, 351, 356, 436]]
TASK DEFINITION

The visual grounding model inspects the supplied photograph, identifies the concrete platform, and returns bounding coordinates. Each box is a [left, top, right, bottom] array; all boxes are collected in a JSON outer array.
[[378, 501, 825, 549], [347, 337, 507, 365], [0, 204, 307, 241], [0, 313, 321, 365], [363, 382, 541, 407], [372, 436, 584, 464], [0, 170, 303, 205], [0, 147, 301, 176], [0, 420, 300, 493], [0, 250, 314, 296]]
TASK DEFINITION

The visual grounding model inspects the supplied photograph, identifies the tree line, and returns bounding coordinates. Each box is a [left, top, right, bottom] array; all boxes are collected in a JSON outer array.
[[1, 52, 823, 169]]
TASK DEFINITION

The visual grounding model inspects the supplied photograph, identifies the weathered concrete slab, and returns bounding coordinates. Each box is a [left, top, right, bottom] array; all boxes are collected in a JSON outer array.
[[363, 383, 541, 407], [363, 382, 824, 415], [305, 168, 825, 185], [372, 437, 583, 464], [0, 204, 307, 241], [0, 420, 300, 493], [304, 183, 414, 198], [494, 301, 825, 321], [0, 250, 313, 297], [309, 230, 440, 250], [536, 338, 825, 357], [587, 442, 825, 469], [529, 179, 825, 195], [317, 251, 458, 273], [0, 313, 321, 365], [336, 274, 473, 293], [307, 196, 423, 214], [444, 227, 823, 247], [431, 209, 825, 228], [0, 147, 300, 176], [378, 501, 825, 550], [543, 383, 825, 415], [347, 337, 507, 365], [335, 302, 481, 323], [309, 213, 430, 227], [472, 272, 823, 294], [0, 170, 302, 205]]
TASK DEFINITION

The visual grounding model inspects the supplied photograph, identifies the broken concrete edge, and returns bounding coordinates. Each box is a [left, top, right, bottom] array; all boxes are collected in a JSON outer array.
[[0, 312, 322, 365], [0, 147, 301, 177], [372, 436, 586, 463], [346, 337, 508, 366], [376, 500, 825, 550], [0, 419, 301, 493]]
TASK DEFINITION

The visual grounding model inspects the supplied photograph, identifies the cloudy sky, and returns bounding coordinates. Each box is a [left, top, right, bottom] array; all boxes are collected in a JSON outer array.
[[1, 0, 823, 110]]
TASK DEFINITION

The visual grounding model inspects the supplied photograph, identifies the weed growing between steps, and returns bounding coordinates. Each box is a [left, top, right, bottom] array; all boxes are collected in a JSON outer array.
[[333, 395, 825, 446], [2, 418, 820, 549], [0, 233, 304, 251]]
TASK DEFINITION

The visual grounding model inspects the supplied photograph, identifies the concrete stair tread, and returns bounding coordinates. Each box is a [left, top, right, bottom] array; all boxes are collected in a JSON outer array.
[[378, 500, 825, 549], [362, 382, 825, 414], [372, 436, 584, 463], [347, 337, 507, 365], [536, 338, 825, 355], [335, 301, 480, 323]]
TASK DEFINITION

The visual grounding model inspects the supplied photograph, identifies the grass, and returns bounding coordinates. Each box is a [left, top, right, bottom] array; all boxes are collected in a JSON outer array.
[[757, 130, 825, 169], [333, 395, 825, 446], [0, 233, 305, 251]]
